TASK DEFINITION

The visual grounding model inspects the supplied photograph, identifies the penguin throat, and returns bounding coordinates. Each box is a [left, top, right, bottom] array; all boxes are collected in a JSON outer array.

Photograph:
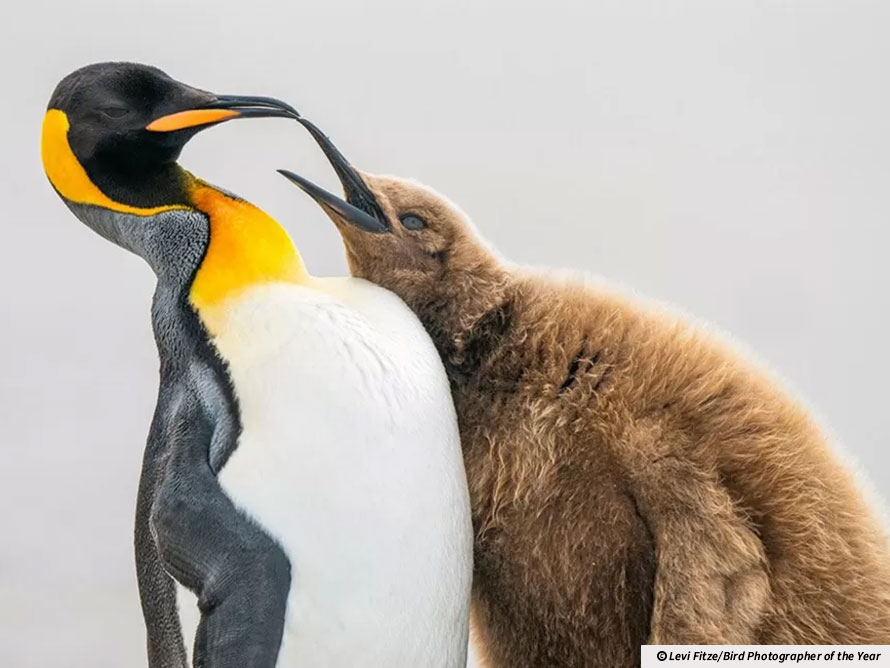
[[84, 150, 191, 210], [188, 180, 309, 334]]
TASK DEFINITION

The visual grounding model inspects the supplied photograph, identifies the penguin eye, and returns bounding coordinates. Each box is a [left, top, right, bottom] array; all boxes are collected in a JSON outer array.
[[400, 214, 427, 231], [99, 106, 130, 119]]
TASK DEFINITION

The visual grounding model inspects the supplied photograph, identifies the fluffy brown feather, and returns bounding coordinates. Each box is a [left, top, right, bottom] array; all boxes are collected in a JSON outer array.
[[327, 173, 890, 666]]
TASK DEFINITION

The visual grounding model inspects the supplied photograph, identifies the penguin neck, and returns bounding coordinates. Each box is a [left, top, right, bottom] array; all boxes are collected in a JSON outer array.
[[186, 178, 310, 336], [410, 266, 516, 386]]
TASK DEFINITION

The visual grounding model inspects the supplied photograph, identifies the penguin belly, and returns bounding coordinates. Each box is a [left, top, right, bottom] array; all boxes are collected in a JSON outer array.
[[176, 280, 473, 667]]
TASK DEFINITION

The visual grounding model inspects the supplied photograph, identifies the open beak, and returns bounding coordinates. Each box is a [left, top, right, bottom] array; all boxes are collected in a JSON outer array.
[[277, 118, 391, 234], [278, 169, 389, 233], [146, 95, 300, 133]]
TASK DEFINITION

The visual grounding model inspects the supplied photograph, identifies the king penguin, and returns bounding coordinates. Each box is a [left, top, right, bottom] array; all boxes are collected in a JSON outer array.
[[41, 62, 473, 668]]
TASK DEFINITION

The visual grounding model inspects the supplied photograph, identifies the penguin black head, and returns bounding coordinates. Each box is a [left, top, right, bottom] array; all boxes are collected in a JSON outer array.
[[48, 62, 216, 174], [43, 61, 299, 211]]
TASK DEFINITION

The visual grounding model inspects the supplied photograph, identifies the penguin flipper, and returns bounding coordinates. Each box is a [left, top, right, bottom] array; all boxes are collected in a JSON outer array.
[[137, 409, 190, 668], [150, 402, 291, 668], [631, 453, 770, 644]]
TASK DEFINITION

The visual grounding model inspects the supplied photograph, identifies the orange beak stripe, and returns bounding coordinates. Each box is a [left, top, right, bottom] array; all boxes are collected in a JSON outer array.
[[146, 108, 240, 132]]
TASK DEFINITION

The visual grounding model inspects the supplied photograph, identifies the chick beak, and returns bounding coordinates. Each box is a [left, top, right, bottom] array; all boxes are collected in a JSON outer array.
[[146, 95, 300, 133], [277, 169, 389, 234], [277, 117, 391, 233]]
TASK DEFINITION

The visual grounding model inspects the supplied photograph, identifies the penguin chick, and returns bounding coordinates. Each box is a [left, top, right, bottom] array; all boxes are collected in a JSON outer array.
[[279, 124, 890, 667], [42, 64, 473, 668]]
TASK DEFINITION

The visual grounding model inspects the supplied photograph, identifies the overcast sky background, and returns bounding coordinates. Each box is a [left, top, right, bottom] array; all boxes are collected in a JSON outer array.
[[1, 1, 889, 666]]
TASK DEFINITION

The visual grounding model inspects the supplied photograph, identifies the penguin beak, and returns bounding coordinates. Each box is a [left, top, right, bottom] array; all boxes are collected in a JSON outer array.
[[146, 95, 300, 133], [277, 117, 391, 233], [277, 169, 389, 234]]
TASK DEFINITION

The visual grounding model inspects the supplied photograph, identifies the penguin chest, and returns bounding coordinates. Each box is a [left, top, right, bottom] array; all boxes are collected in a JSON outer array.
[[179, 281, 473, 667]]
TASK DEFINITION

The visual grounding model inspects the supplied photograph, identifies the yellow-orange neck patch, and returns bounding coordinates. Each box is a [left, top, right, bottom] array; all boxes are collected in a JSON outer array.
[[40, 109, 188, 216], [188, 180, 309, 333]]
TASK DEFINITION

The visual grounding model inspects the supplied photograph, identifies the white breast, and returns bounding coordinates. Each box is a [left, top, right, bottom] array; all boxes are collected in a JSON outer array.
[[176, 278, 473, 667]]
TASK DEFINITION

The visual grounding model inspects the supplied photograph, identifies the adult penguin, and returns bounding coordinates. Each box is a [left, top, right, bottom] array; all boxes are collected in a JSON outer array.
[[41, 62, 473, 668]]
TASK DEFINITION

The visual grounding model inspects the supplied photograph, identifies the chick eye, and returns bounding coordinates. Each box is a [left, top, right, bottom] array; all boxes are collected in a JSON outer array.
[[100, 106, 130, 119], [400, 214, 427, 231]]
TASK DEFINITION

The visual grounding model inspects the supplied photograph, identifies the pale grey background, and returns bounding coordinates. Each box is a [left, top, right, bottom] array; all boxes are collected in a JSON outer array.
[[1, 1, 888, 666]]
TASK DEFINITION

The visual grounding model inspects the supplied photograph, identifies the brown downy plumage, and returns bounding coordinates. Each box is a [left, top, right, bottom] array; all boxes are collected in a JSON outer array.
[[279, 127, 890, 667]]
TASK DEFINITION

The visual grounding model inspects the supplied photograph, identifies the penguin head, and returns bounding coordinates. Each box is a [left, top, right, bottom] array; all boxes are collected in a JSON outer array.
[[47, 63, 215, 177], [278, 119, 503, 316], [42, 61, 299, 216]]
